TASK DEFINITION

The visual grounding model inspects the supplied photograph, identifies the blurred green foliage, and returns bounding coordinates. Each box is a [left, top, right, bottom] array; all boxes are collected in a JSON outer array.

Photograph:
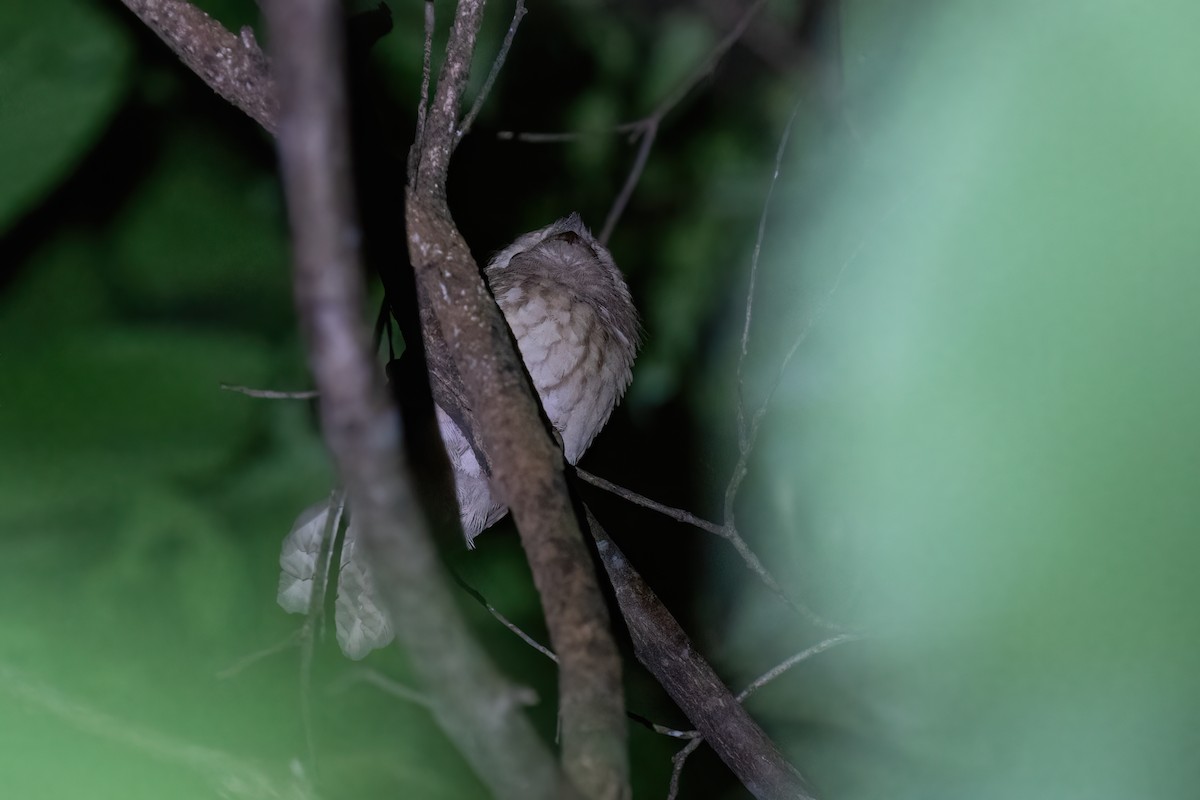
[[726, 1, 1200, 798]]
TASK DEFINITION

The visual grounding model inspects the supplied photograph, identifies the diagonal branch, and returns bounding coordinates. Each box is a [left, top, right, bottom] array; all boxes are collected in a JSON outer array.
[[117, 0, 278, 133], [585, 507, 815, 800], [258, 1, 565, 798], [405, 3, 629, 799]]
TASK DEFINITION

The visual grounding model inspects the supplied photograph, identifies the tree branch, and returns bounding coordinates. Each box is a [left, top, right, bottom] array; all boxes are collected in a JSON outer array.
[[585, 508, 815, 800], [259, 1, 565, 797], [404, 4, 629, 798], [219, 383, 318, 399], [116, 0, 278, 133], [667, 634, 858, 798]]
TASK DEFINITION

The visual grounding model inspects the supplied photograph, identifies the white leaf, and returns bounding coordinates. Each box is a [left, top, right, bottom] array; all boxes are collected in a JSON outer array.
[[334, 522, 394, 660], [276, 500, 335, 614]]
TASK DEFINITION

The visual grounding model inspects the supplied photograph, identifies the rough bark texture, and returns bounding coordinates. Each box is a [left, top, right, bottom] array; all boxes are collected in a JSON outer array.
[[586, 509, 816, 800], [405, 200, 629, 800], [404, 3, 629, 797], [118, 0, 278, 133]]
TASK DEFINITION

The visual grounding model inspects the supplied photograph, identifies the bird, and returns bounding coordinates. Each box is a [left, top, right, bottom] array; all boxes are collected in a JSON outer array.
[[277, 214, 640, 659]]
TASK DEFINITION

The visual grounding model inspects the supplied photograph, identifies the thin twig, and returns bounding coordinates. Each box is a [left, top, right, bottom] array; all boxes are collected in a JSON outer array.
[[626, 711, 700, 740], [576, 467, 725, 537], [220, 383, 319, 400], [498, 0, 766, 145], [500, 0, 768, 243], [457, 0, 528, 144], [745, 217, 874, 454], [599, 121, 658, 245], [737, 634, 860, 702], [704, 93, 862, 634], [600, 0, 764, 244], [736, 95, 805, 448], [328, 667, 435, 708], [450, 569, 559, 663], [578, 466, 837, 629], [665, 633, 858, 799], [667, 737, 705, 800], [215, 630, 302, 679], [654, 0, 767, 120], [496, 122, 643, 142]]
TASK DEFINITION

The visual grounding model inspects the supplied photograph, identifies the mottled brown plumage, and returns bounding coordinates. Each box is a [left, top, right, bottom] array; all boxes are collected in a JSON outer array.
[[439, 213, 640, 545], [277, 215, 640, 659]]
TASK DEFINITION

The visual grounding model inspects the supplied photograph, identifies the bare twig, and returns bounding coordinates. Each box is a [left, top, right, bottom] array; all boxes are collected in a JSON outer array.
[[500, 0, 766, 145], [745, 220, 871, 455], [701, 0, 804, 75], [729, 93, 803, 514], [599, 121, 657, 245], [259, 1, 566, 798], [328, 667, 435, 708], [626, 712, 699, 740], [737, 633, 859, 702], [500, 0, 768, 242], [667, 737, 705, 800], [736, 96, 805, 443], [599, 0, 766, 242], [450, 569, 559, 663], [577, 466, 836, 628], [496, 122, 643, 142], [656, 0, 768, 119], [216, 630, 302, 679], [405, 2, 629, 797], [586, 508, 814, 800], [666, 633, 858, 799], [220, 383, 319, 400], [116, 0, 278, 133], [577, 467, 725, 537], [457, 0, 528, 143]]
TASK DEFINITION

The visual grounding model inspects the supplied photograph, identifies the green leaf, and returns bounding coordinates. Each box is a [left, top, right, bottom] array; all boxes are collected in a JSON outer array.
[[0, 0, 131, 232]]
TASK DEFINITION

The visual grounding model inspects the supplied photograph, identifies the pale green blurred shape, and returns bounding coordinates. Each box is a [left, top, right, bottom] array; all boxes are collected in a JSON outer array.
[[733, 1, 1200, 797]]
